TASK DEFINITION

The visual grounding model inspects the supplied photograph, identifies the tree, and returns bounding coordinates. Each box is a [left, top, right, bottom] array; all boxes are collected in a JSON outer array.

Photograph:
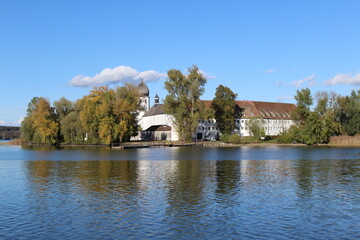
[[336, 90, 360, 136], [60, 111, 84, 143], [300, 112, 323, 144], [113, 84, 141, 142], [164, 65, 206, 141], [211, 85, 238, 134], [314, 91, 329, 116], [248, 117, 266, 140], [77, 94, 100, 143], [54, 97, 75, 119], [76, 84, 141, 145], [21, 97, 59, 145], [31, 98, 59, 144], [292, 88, 313, 123]]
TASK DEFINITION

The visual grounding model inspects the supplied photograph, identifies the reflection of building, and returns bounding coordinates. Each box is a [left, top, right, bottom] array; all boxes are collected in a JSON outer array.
[[134, 81, 296, 141]]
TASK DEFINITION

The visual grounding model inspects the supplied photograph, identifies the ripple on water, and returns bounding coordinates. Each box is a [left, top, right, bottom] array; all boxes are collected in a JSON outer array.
[[0, 146, 360, 239]]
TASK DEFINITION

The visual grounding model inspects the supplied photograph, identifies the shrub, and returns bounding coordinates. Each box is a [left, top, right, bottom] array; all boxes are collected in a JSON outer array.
[[220, 134, 241, 144], [227, 134, 242, 144]]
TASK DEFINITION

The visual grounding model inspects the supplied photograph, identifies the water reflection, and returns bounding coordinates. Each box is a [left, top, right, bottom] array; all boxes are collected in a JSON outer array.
[[1, 145, 360, 239], [20, 154, 360, 238]]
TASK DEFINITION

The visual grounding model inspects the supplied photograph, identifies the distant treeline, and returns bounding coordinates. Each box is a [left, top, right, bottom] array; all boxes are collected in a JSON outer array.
[[0, 126, 20, 140]]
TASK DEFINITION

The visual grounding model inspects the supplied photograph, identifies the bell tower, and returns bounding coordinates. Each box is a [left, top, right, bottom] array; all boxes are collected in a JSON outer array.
[[137, 79, 150, 112]]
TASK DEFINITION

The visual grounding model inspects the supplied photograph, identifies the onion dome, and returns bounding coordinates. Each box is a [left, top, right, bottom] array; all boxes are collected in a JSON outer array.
[[137, 79, 149, 97]]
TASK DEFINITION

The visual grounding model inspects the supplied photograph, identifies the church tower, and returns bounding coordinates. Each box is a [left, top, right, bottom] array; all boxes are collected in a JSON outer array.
[[137, 79, 150, 115]]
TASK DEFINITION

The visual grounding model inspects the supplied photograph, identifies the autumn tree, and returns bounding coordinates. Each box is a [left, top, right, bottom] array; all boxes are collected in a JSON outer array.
[[211, 84, 238, 134], [164, 65, 206, 141], [21, 97, 59, 145], [113, 84, 141, 142], [76, 84, 141, 145]]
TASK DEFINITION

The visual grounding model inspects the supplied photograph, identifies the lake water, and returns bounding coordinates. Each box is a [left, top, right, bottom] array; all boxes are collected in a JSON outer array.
[[0, 145, 359, 239]]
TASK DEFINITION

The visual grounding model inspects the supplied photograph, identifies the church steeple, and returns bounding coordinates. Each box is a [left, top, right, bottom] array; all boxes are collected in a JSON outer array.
[[154, 94, 159, 104], [137, 79, 150, 112]]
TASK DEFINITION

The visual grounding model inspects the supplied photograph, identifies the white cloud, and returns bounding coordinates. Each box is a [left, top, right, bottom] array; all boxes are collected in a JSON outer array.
[[14, 118, 24, 126], [292, 74, 316, 88], [0, 118, 24, 127], [69, 66, 166, 87], [325, 73, 360, 86], [198, 70, 216, 80], [264, 68, 276, 74]]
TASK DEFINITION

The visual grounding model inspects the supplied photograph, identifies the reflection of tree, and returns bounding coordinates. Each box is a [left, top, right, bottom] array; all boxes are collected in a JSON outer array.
[[295, 159, 314, 197], [26, 160, 141, 196], [27, 161, 54, 186], [165, 160, 205, 212], [215, 160, 241, 195]]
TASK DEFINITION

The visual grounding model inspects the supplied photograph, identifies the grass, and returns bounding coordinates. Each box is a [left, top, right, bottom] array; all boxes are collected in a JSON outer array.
[[329, 135, 360, 146]]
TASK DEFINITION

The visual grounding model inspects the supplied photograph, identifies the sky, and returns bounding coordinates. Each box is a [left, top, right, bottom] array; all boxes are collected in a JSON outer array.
[[1, 0, 360, 126]]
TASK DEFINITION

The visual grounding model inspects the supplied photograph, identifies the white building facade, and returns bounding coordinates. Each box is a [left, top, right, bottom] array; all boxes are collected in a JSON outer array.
[[134, 81, 296, 141]]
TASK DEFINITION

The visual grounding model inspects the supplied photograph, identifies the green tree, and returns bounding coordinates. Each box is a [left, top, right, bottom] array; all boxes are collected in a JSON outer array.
[[211, 85, 238, 134], [21, 117, 35, 143], [54, 97, 75, 119], [336, 90, 360, 136], [164, 65, 206, 141], [314, 91, 329, 116], [60, 111, 84, 143], [292, 88, 313, 123], [300, 112, 323, 144], [247, 117, 266, 140]]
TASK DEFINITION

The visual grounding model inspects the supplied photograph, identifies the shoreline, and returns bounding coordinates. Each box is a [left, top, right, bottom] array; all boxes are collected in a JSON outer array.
[[2, 139, 359, 148]]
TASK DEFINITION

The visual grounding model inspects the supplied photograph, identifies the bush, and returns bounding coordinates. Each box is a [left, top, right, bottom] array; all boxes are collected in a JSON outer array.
[[277, 125, 301, 143], [227, 134, 241, 144], [219, 134, 229, 143], [220, 134, 241, 144]]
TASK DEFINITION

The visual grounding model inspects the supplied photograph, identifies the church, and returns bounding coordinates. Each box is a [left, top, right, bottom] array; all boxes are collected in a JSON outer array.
[[133, 80, 296, 141]]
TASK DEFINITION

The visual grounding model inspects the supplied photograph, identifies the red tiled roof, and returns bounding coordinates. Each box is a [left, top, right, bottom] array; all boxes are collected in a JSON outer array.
[[144, 100, 296, 120], [203, 100, 295, 120]]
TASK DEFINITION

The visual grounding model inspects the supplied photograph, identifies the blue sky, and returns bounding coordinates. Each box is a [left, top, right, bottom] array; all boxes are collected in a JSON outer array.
[[1, 0, 360, 126]]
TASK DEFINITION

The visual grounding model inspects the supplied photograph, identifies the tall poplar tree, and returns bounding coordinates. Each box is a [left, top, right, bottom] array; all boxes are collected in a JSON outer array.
[[164, 65, 206, 141], [211, 84, 238, 134]]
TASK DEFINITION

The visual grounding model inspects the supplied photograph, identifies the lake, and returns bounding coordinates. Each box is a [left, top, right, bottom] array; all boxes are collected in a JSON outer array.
[[0, 145, 359, 239]]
